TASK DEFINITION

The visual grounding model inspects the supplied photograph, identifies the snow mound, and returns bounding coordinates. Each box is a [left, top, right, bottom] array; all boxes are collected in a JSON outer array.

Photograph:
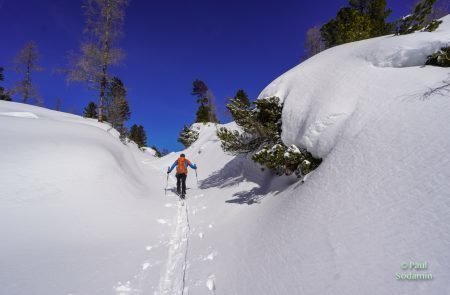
[[0, 100, 170, 294], [239, 14, 450, 295], [0, 111, 39, 119], [259, 15, 450, 158]]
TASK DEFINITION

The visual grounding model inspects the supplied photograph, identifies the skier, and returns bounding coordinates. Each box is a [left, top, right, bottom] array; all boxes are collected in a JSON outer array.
[[167, 154, 197, 199]]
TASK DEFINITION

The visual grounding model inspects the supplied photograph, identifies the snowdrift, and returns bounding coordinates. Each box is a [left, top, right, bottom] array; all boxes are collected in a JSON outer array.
[[237, 15, 450, 295], [0, 102, 171, 294]]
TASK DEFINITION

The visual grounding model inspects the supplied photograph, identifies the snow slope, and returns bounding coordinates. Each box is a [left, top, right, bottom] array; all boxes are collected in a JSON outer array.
[[1, 15, 450, 295], [0, 102, 170, 294]]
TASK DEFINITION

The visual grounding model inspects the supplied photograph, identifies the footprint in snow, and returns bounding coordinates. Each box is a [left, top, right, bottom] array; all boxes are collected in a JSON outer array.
[[157, 219, 168, 225], [203, 251, 217, 261], [206, 275, 216, 291], [208, 224, 214, 229], [198, 232, 204, 239], [114, 281, 139, 294]]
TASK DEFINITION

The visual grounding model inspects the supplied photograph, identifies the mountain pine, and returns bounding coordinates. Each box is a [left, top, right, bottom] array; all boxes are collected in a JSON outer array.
[[178, 125, 199, 148], [426, 47, 450, 67], [397, 0, 439, 34], [83, 102, 98, 118], [0, 67, 12, 101], [217, 96, 321, 177]]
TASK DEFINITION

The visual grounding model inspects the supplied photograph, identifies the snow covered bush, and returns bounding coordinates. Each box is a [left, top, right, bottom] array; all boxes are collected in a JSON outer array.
[[423, 19, 443, 32], [426, 46, 450, 67], [217, 96, 321, 177], [178, 124, 199, 148], [397, 0, 441, 35], [253, 144, 321, 176]]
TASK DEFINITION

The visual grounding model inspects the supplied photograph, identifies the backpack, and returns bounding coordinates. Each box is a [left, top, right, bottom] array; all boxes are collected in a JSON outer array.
[[176, 157, 190, 174]]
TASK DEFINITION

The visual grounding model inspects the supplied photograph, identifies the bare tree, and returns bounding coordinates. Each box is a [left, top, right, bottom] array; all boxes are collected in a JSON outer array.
[[305, 26, 325, 59], [13, 41, 43, 104], [67, 0, 129, 121], [207, 89, 219, 123]]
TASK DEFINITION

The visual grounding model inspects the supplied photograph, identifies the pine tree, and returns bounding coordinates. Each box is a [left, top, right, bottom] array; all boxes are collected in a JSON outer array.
[[321, 8, 372, 48], [129, 124, 139, 145], [67, 0, 129, 122], [178, 125, 199, 148], [129, 124, 147, 148], [426, 47, 450, 67], [217, 96, 321, 176], [0, 67, 12, 101], [137, 125, 147, 147], [104, 77, 131, 138], [234, 89, 250, 107], [13, 41, 43, 104], [83, 102, 98, 118], [397, 0, 439, 34], [195, 105, 211, 123], [192, 79, 217, 123], [321, 0, 393, 48]]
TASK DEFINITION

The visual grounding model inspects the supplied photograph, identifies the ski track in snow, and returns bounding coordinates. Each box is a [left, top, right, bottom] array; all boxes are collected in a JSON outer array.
[[157, 197, 192, 295]]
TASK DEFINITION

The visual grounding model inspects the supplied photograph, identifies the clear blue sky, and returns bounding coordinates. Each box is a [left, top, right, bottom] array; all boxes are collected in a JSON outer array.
[[0, 0, 415, 151]]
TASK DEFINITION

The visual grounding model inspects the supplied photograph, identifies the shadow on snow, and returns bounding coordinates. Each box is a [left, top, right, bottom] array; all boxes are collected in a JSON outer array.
[[199, 155, 298, 205]]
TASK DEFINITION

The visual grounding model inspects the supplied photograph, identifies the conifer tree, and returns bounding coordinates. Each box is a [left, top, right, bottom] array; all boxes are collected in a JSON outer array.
[[233, 89, 250, 107], [192, 79, 218, 123], [426, 47, 450, 67], [104, 77, 131, 138], [321, 0, 392, 48], [137, 125, 147, 147], [217, 96, 321, 177], [397, 0, 439, 34], [178, 125, 199, 148], [129, 124, 147, 148], [321, 8, 372, 48], [0, 67, 12, 101], [129, 124, 139, 145], [83, 101, 98, 118]]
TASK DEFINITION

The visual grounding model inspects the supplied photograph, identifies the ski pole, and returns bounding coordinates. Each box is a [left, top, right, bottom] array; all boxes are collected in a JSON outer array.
[[195, 169, 198, 187], [165, 166, 169, 195]]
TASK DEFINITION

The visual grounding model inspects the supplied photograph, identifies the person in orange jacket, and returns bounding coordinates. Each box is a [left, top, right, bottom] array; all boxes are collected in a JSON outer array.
[[167, 153, 197, 199]]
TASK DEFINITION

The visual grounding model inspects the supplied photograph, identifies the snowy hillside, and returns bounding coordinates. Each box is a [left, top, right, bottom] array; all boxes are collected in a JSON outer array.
[[1, 16, 450, 295]]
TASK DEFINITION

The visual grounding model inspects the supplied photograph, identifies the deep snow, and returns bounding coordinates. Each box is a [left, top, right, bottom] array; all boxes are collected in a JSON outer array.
[[1, 15, 450, 295]]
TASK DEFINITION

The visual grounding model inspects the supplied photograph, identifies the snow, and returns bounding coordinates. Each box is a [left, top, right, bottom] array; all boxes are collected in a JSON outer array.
[[259, 15, 450, 158], [1, 15, 450, 295]]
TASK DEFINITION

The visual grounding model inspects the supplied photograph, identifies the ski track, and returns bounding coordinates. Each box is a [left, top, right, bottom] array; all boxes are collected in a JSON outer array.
[[157, 197, 191, 295]]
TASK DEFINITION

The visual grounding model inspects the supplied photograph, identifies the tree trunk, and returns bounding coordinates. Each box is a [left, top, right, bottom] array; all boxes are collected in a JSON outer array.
[[24, 58, 31, 103], [98, 0, 112, 122]]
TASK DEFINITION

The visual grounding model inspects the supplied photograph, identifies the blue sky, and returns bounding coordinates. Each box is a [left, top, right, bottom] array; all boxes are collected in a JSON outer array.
[[0, 0, 416, 151]]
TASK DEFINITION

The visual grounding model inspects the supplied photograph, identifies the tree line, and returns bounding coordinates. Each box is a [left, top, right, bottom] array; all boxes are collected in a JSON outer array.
[[305, 0, 449, 58], [0, 0, 162, 154]]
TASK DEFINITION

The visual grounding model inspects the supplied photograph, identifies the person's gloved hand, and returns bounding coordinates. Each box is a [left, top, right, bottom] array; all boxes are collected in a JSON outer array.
[[193, 164, 197, 169]]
